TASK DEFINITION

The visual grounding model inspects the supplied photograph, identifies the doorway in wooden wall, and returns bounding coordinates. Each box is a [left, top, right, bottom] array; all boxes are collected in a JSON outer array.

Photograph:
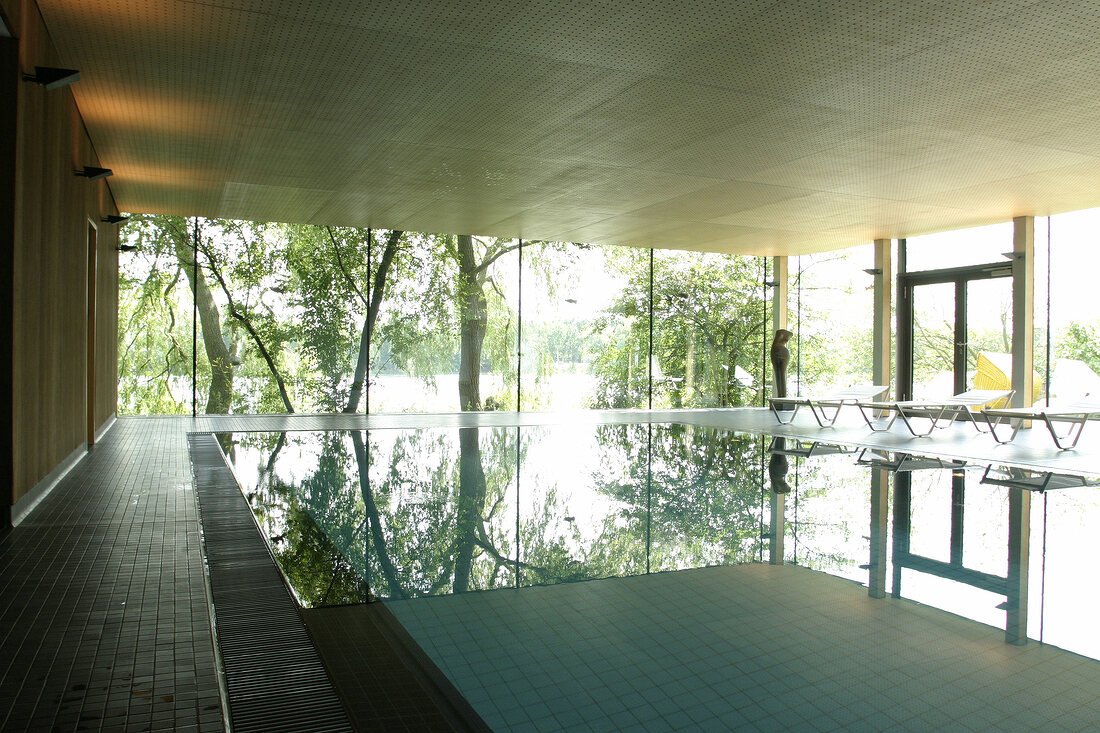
[[87, 222, 97, 445]]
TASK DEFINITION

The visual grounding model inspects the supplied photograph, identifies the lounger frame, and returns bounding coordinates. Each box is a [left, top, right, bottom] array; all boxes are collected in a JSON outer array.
[[857, 389, 1014, 437], [768, 386, 889, 427], [982, 400, 1100, 450]]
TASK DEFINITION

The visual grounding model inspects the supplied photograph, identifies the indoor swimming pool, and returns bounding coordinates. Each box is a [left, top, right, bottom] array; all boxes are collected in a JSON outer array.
[[217, 422, 1100, 660]]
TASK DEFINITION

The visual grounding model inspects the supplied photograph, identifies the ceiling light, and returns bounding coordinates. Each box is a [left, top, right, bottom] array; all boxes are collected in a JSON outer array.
[[76, 166, 112, 180], [23, 66, 80, 90]]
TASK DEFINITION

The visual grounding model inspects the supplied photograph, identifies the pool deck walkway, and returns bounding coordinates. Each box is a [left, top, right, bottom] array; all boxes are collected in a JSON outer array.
[[1, 409, 1097, 731]]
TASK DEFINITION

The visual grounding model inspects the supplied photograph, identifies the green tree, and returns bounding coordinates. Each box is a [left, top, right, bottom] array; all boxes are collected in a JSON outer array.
[[591, 249, 767, 408], [119, 215, 236, 413], [1057, 321, 1100, 375]]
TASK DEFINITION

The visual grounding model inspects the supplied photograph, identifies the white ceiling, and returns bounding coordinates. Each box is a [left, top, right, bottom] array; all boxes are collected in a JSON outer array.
[[31, 0, 1100, 254]]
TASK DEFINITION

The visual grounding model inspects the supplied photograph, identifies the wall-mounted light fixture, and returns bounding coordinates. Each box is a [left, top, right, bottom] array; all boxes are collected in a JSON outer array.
[[102, 215, 129, 224], [76, 166, 112, 180], [23, 66, 80, 90]]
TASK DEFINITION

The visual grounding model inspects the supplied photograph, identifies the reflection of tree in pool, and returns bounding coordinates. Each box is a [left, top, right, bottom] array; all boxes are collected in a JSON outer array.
[[244, 432, 370, 606], [587, 424, 766, 573], [782, 459, 864, 572], [239, 424, 777, 605], [244, 428, 538, 602]]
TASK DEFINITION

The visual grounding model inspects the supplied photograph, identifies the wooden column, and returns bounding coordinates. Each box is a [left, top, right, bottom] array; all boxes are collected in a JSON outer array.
[[769, 489, 786, 565], [769, 256, 788, 565], [771, 256, 788, 332], [1012, 217, 1034, 408], [86, 223, 97, 445], [872, 239, 892, 395]]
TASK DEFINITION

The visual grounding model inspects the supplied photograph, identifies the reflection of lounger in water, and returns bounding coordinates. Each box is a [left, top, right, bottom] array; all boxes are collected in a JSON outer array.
[[769, 385, 889, 427]]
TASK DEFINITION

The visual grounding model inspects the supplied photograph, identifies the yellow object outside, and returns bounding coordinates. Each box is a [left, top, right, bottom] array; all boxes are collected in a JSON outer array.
[[973, 352, 1042, 408]]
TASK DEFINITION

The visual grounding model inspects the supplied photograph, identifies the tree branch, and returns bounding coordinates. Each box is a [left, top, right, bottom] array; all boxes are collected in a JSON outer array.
[[473, 239, 524, 276], [200, 243, 296, 413], [326, 226, 369, 307]]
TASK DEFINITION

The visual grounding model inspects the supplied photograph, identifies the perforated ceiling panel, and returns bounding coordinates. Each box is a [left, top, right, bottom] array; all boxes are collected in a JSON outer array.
[[31, 0, 1100, 254]]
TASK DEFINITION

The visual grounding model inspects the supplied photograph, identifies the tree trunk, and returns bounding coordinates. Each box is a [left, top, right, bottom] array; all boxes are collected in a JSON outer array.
[[351, 431, 405, 599], [453, 426, 487, 592], [456, 235, 488, 411], [173, 237, 233, 413], [345, 230, 403, 413], [202, 251, 295, 413]]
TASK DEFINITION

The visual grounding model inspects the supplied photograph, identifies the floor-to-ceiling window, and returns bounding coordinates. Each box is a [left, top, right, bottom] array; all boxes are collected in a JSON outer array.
[[117, 217, 768, 415], [785, 243, 876, 397]]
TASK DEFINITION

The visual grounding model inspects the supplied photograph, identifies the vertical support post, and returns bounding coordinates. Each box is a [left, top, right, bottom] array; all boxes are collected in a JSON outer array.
[[872, 239, 892, 396], [769, 490, 785, 565], [517, 239, 523, 412], [192, 217, 198, 417], [870, 239, 893, 597], [891, 473, 911, 598], [1006, 487, 1031, 645], [365, 228, 372, 415], [1012, 216, 1035, 408], [949, 472, 966, 565], [771, 256, 787, 332], [868, 469, 889, 598], [647, 248, 654, 410], [953, 282, 968, 395]]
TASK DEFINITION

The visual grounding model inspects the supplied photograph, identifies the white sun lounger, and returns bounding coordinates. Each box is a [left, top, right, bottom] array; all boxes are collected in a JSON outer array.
[[769, 385, 889, 427], [981, 397, 1100, 450], [857, 388, 1014, 437]]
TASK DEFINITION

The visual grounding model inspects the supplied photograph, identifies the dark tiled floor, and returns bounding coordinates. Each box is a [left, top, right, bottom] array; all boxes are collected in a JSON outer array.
[[0, 418, 222, 732]]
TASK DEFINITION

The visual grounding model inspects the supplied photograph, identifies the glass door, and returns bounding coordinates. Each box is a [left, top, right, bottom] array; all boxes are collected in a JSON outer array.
[[910, 281, 957, 400], [899, 262, 1013, 403]]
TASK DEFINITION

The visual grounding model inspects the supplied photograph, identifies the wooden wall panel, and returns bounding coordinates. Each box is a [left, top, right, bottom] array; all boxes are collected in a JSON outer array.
[[3, 0, 119, 510], [1, 34, 16, 528]]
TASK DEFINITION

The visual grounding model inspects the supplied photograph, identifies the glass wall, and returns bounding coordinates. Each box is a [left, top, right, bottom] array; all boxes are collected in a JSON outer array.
[[904, 222, 1013, 272], [786, 244, 875, 397], [117, 216, 768, 415], [519, 243, 642, 410], [651, 249, 766, 408], [1045, 207, 1100, 403], [116, 217, 198, 415], [371, 234, 520, 413]]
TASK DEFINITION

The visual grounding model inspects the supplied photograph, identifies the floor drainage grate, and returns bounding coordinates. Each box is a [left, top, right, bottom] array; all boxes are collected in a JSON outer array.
[[189, 434, 354, 733]]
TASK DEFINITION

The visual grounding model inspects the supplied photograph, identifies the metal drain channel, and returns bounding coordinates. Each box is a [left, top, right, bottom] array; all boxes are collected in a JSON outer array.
[[189, 434, 354, 733]]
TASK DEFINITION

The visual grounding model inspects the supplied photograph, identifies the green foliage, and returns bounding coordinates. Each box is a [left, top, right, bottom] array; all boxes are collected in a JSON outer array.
[[591, 248, 767, 408], [118, 216, 785, 415], [1057, 321, 1100, 375]]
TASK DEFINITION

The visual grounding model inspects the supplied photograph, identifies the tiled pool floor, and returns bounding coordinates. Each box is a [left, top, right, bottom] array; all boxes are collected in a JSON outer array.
[[383, 564, 1100, 731]]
